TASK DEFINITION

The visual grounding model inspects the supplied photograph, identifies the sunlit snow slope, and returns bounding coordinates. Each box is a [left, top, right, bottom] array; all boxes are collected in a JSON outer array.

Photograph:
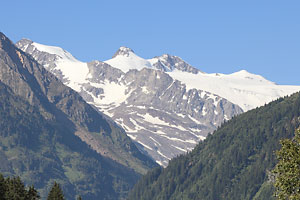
[[105, 50, 300, 112], [17, 40, 300, 166], [167, 70, 300, 111]]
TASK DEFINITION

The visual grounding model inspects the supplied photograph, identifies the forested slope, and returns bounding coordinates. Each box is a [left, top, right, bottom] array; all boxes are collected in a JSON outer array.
[[129, 92, 300, 200]]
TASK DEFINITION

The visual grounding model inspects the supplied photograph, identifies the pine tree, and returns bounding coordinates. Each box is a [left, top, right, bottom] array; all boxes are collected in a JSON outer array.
[[4, 177, 27, 200], [273, 129, 300, 200], [0, 174, 40, 200], [47, 182, 65, 200], [0, 174, 5, 200], [77, 195, 82, 200], [26, 185, 40, 200]]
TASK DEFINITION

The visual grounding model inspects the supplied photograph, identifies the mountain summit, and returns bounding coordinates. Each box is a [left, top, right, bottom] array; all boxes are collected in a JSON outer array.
[[105, 46, 153, 72], [16, 39, 300, 166], [112, 46, 135, 58]]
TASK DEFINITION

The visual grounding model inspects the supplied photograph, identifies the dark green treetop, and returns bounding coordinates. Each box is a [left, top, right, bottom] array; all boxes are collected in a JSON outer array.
[[0, 175, 39, 200], [47, 182, 65, 200], [273, 129, 300, 200]]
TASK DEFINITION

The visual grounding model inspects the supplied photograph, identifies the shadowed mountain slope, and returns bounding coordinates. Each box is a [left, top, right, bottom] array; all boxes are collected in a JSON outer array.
[[0, 32, 157, 199]]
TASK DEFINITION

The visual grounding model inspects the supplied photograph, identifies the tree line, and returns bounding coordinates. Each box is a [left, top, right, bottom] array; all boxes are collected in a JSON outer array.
[[0, 174, 82, 200]]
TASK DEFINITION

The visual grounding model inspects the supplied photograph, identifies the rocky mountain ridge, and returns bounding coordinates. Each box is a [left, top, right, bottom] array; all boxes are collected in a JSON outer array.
[[16, 39, 300, 166]]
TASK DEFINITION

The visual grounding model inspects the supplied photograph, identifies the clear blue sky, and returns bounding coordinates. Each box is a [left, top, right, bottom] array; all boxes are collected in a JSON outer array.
[[1, 1, 300, 85]]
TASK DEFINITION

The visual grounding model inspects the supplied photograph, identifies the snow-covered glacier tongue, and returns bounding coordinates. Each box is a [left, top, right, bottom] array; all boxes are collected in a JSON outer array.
[[16, 40, 300, 166]]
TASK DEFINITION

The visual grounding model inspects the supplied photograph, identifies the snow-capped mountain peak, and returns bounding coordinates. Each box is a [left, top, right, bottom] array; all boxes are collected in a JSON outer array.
[[105, 46, 202, 74], [16, 39, 300, 166], [230, 69, 275, 85], [32, 42, 79, 62], [148, 54, 201, 74], [112, 46, 135, 58], [20, 39, 79, 63], [105, 47, 153, 73], [17, 39, 89, 91]]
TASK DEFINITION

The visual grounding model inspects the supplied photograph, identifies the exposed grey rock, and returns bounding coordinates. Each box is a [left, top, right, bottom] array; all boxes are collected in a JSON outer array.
[[108, 68, 242, 165], [112, 46, 135, 58], [11, 36, 157, 173], [16, 39, 243, 166], [87, 60, 124, 83], [151, 54, 201, 74]]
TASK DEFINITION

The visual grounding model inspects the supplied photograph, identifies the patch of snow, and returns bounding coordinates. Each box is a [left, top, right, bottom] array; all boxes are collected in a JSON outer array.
[[188, 115, 202, 124], [157, 150, 171, 160], [187, 130, 205, 140], [126, 118, 144, 132], [171, 124, 188, 132], [135, 105, 147, 109], [154, 130, 167, 135], [22, 44, 29, 51], [156, 160, 163, 166], [149, 136, 161, 146], [90, 81, 130, 107], [137, 140, 153, 151], [127, 134, 137, 140], [160, 135, 197, 144], [176, 113, 185, 118], [142, 113, 170, 126], [171, 145, 187, 152], [224, 115, 230, 121], [141, 86, 151, 94], [57, 61, 89, 91]]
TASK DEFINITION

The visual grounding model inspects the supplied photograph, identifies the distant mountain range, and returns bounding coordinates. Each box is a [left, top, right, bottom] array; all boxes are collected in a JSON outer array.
[[16, 39, 300, 166], [0, 32, 157, 199]]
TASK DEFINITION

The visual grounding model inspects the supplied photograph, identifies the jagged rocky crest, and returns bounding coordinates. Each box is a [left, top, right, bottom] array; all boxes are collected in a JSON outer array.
[[151, 54, 200, 73], [16, 39, 243, 166], [112, 46, 135, 58]]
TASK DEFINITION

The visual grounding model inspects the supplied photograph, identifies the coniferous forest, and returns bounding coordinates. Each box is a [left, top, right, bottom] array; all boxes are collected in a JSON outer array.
[[0, 173, 69, 200], [129, 92, 300, 200]]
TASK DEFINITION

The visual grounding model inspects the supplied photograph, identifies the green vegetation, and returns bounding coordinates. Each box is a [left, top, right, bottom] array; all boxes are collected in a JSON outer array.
[[0, 173, 39, 200], [273, 129, 300, 199], [0, 32, 157, 199], [0, 82, 138, 199], [47, 182, 65, 200], [0, 175, 70, 200], [129, 92, 300, 200]]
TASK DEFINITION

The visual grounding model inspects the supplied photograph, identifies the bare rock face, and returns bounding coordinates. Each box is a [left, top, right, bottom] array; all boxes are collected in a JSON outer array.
[[16, 39, 243, 166], [150, 54, 201, 74], [112, 46, 135, 58]]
